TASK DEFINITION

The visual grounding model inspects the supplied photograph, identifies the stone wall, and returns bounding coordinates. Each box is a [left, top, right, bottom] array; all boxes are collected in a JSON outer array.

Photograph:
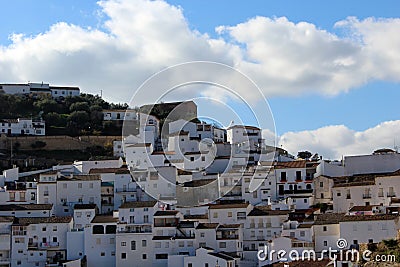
[[0, 134, 121, 151]]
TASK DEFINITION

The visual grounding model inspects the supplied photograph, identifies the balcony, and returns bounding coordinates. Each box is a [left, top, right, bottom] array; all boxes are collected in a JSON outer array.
[[101, 200, 114, 206], [40, 242, 59, 248], [284, 189, 313, 194], [363, 194, 372, 199], [217, 235, 239, 240], [28, 242, 38, 248], [115, 188, 137, 193], [118, 226, 152, 233], [387, 193, 396, 197]]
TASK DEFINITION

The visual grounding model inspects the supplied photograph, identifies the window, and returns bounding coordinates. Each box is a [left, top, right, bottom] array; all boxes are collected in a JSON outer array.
[[237, 212, 246, 220], [144, 215, 149, 223], [131, 241, 136, 250], [337, 191, 341, 197], [15, 237, 25, 244], [179, 241, 184, 247], [90, 183, 93, 188], [96, 238, 101, 245], [304, 199, 307, 203], [78, 183, 82, 188], [121, 241, 126, 247], [101, 252, 105, 256], [320, 182, 323, 187], [200, 233, 205, 238], [188, 264, 193, 267], [296, 171, 302, 180], [53, 226, 57, 231], [121, 253, 126, 259], [156, 254, 168, 259], [280, 172, 287, 181], [199, 242, 206, 247], [155, 242, 161, 248], [300, 231, 305, 237], [42, 227, 46, 231], [52, 237, 58, 242], [228, 212, 233, 217], [142, 240, 147, 247], [76, 212, 82, 218], [219, 242, 226, 248], [213, 212, 218, 218], [142, 254, 147, 260], [323, 241, 328, 246], [323, 226, 327, 231]]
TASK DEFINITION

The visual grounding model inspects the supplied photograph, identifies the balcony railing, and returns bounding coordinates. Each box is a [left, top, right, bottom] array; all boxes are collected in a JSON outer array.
[[387, 193, 396, 197], [28, 242, 38, 248], [217, 235, 239, 240], [118, 227, 152, 234], [115, 188, 137, 193], [40, 242, 59, 248], [363, 194, 372, 199], [284, 189, 313, 194]]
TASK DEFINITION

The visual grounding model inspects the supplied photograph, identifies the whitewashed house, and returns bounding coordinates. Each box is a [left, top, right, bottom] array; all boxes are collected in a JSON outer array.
[[0, 119, 45, 136], [11, 216, 73, 267]]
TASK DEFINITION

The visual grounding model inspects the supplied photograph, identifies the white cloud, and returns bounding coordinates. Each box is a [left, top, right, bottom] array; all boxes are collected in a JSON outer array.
[[0, 0, 399, 104], [278, 120, 400, 159]]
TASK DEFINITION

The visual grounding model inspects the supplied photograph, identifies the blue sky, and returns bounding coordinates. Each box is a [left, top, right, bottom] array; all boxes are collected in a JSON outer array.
[[0, 0, 399, 158]]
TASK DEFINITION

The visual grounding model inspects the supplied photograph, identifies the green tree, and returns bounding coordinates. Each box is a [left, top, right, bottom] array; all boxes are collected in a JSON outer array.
[[297, 151, 312, 160], [34, 97, 59, 113], [70, 102, 90, 112]]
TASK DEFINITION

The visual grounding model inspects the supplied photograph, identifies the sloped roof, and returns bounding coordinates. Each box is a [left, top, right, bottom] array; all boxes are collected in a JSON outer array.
[[119, 201, 157, 209], [14, 216, 72, 225]]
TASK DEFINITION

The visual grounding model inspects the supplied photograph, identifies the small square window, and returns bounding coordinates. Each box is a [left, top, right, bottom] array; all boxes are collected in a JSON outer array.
[[142, 254, 147, 260]]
